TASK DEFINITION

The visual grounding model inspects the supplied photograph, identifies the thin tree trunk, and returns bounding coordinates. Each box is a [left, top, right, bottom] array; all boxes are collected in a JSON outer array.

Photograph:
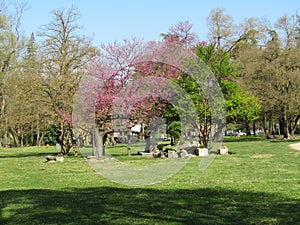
[[252, 123, 256, 135], [289, 115, 300, 138], [126, 131, 131, 156], [262, 113, 270, 139], [282, 105, 292, 139], [36, 115, 40, 146], [20, 128, 24, 147], [9, 127, 20, 147], [246, 123, 251, 136], [38, 133, 45, 146]]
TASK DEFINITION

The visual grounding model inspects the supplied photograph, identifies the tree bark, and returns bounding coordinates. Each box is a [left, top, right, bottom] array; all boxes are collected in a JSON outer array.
[[59, 124, 73, 155], [289, 115, 300, 138], [246, 124, 251, 136], [92, 126, 104, 158], [127, 132, 131, 156], [36, 115, 40, 146], [145, 130, 156, 152], [9, 127, 20, 147]]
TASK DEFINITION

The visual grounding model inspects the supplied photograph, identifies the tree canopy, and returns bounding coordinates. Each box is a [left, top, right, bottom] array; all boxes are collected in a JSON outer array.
[[0, 3, 299, 156]]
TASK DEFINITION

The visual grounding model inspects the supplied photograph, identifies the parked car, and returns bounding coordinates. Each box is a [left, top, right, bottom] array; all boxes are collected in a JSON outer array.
[[225, 131, 236, 136], [237, 131, 247, 136]]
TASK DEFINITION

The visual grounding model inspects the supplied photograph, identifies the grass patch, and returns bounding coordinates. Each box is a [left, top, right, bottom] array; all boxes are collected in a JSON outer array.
[[0, 138, 299, 224]]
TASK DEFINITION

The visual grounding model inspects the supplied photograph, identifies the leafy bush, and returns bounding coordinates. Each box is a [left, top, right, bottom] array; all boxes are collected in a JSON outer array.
[[43, 124, 60, 145], [168, 121, 182, 146]]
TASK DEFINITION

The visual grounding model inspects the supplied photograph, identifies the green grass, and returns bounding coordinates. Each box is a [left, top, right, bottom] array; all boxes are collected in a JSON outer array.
[[0, 137, 299, 224]]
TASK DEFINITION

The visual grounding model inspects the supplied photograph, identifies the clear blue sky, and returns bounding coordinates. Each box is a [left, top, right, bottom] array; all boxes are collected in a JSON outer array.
[[14, 0, 300, 46]]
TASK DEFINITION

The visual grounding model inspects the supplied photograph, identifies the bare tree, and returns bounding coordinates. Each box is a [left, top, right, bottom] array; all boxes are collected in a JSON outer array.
[[38, 6, 96, 155], [207, 7, 233, 49]]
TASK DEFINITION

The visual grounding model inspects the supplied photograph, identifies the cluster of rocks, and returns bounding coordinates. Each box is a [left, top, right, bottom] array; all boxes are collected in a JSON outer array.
[[139, 141, 210, 158], [138, 141, 230, 158]]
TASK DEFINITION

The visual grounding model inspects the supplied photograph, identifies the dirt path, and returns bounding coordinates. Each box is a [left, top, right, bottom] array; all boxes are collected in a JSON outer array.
[[289, 142, 300, 151]]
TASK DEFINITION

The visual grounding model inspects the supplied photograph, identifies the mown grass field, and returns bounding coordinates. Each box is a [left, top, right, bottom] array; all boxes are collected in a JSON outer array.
[[0, 136, 299, 225]]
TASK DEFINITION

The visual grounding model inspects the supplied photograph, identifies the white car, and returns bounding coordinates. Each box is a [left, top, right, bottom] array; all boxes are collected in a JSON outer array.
[[237, 131, 247, 136]]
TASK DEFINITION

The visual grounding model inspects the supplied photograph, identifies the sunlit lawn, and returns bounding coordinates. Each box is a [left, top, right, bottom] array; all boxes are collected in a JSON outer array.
[[0, 136, 299, 224]]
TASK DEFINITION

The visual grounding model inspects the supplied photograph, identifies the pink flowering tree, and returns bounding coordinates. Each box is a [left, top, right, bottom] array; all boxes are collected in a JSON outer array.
[[73, 37, 201, 158], [161, 21, 198, 47], [73, 20, 227, 159]]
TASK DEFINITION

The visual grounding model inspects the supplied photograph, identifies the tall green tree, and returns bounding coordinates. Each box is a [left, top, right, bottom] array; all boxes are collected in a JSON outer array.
[[0, 2, 29, 147], [236, 21, 300, 139], [196, 42, 260, 135]]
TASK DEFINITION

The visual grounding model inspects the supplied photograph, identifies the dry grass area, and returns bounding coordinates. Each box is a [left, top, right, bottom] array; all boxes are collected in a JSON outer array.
[[289, 142, 300, 151]]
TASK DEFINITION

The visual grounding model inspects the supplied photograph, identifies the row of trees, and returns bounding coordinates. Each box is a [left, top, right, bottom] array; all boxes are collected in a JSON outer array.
[[0, 3, 95, 153], [0, 3, 299, 156]]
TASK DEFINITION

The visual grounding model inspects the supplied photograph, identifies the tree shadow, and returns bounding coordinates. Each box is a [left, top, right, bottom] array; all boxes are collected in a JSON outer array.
[[0, 187, 299, 225], [223, 136, 266, 143], [0, 151, 58, 159]]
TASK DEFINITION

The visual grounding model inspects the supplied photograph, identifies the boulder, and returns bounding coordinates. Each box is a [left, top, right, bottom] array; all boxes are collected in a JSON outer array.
[[197, 148, 208, 157], [139, 152, 153, 158], [179, 149, 188, 158], [46, 155, 64, 162], [149, 146, 161, 158], [179, 141, 200, 155], [167, 150, 178, 158], [218, 146, 229, 155]]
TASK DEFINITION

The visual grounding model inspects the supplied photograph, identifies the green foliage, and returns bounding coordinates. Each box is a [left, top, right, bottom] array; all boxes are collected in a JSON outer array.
[[168, 121, 182, 145], [235, 25, 300, 138], [225, 83, 261, 124], [43, 125, 59, 145], [226, 122, 241, 131], [196, 42, 238, 81]]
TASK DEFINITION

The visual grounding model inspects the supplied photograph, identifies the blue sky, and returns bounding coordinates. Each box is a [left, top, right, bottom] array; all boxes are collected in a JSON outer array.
[[14, 0, 300, 46]]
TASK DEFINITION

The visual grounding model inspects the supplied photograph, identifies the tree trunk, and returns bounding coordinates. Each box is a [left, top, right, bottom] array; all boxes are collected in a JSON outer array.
[[9, 127, 20, 147], [262, 113, 271, 139], [38, 133, 45, 146], [282, 106, 292, 139], [20, 128, 24, 147], [105, 133, 116, 146], [145, 130, 156, 152], [36, 115, 40, 146], [92, 126, 104, 158], [140, 123, 145, 141], [246, 124, 251, 136], [60, 124, 73, 155], [268, 119, 273, 137], [289, 115, 300, 139], [252, 123, 256, 135], [127, 132, 131, 156]]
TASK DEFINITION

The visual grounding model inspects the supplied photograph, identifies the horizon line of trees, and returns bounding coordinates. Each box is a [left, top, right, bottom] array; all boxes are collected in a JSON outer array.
[[0, 2, 299, 155]]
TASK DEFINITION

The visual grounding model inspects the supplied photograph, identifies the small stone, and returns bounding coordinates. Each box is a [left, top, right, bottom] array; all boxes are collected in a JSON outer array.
[[219, 146, 229, 155], [179, 149, 188, 158], [198, 148, 208, 157], [56, 156, 64, 162]]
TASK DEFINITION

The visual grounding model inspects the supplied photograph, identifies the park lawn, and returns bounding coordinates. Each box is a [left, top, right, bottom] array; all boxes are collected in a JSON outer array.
[[0, 137, 299, 225]]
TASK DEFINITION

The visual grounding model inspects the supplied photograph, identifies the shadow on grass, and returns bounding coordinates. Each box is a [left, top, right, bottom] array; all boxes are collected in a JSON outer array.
[[269, 139, 300, 144], [0, 187, 299, 225], [0, 151, 59, 159], [223, 136, 266, 143]]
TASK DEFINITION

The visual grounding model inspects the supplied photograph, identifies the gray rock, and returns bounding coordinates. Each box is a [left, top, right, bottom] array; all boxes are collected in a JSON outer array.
[[179, 149, 188, 158]]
